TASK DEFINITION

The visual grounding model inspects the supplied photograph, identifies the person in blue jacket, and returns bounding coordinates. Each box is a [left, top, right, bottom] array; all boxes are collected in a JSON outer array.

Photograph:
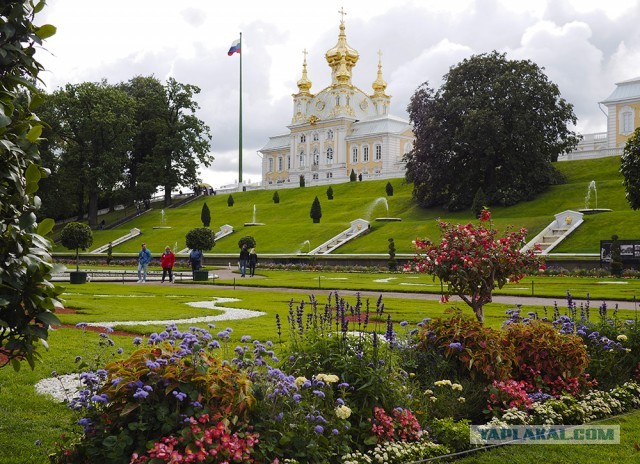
[[189, 248, 203, 279], [137, 242, 152, 282]]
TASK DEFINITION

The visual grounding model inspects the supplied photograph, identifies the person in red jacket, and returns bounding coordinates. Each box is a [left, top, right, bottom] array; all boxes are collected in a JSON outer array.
[[160, 246, 176, 283]]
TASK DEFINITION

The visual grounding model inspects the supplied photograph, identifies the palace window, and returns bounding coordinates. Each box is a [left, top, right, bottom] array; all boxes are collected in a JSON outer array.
[[327, 130, 334, 140], [313, 132, 319, 142], [352, 147, 358, 163], [299, 151, 305, 167], [375, 144, 382, 160], [363, 145, 369, 162], [622, 111, 634, 134], [277, 156, 283, 172], [268, 157, 274, 172], [404, 142, 413, 155], [287, 155, 291, 170], [300, 134, 306, 143], [326, 147, 333, 164], [313, 148, 319, 166], [326, 172, 333, 179], [312, 173, 319, 180]]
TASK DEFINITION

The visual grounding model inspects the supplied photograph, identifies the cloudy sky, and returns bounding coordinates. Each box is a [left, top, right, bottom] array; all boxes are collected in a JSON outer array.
[[37, 0, 640, 188]]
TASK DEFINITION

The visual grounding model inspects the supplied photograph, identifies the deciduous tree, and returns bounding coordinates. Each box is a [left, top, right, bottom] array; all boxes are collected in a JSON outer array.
[[405, 51, 578, 211], [620, 127, 640, 210], [406, 210, 542, 324]]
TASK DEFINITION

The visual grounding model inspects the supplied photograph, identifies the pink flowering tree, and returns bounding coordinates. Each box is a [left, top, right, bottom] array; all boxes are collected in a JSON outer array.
[[406, 210, 543, 324]]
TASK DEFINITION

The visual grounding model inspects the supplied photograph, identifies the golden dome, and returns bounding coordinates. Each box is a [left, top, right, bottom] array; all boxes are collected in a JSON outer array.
[[296, 49, 312, 94], [325, 21, 359, 84], [372, 50, 388, 95]]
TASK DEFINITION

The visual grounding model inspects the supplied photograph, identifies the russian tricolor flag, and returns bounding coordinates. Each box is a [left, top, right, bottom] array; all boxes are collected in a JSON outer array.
[[228, 38, 241, 56]]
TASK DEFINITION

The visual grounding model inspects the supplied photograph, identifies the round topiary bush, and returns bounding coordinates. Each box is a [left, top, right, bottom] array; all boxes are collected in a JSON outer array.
[[185, 227, 216, 252], [60, 222, 94, 272]]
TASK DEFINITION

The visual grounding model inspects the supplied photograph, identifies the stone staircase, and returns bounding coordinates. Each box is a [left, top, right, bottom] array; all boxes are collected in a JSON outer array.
[[521, 210, 584, 255], [91, 228, 141, 253], [309, 219, 370, 255]]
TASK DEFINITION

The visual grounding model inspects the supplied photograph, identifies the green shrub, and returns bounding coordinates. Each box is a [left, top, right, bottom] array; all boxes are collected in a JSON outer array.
[[185, 227, 215, 251], [326, 185, 334, 200], [227, 194, 234, 207], [299, 175, 305, 187], [200, 202, 211, 227], [350, 169, 356, 182], [237, 235, 256, 249], [60, 222, 94, 271], [385, 181, 394, 197], [471, 187, 486, 218], [272, 190, 280, 204], [310, 196, 322, 223]]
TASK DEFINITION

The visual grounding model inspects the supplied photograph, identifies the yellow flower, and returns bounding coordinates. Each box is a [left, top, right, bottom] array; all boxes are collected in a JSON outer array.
[[617, 334, 628, 342], [423, 389, 434, 396], [295, 376, 308, 387], [335, 405, 352, 419], [315, 373, 339, 383], [458, 397, 466, 403], [430, 396, 438, 402], [452, 383, 463, 391]]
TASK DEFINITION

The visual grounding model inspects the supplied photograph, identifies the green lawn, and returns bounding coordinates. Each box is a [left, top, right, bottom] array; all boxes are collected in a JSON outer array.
[[52, 156, 639, 257]]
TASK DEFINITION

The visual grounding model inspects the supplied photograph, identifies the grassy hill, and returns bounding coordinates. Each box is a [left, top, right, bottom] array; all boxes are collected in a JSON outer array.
[[54, 156, 634, 255]]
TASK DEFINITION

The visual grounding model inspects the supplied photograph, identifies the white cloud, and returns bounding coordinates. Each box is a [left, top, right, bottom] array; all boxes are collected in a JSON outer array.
[[35, 0, 640, 187]]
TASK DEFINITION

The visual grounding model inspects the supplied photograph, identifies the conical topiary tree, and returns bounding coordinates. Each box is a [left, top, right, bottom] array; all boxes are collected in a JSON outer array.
[[385, 181, 394, 197], [201, 202, 211, 227], [310, 196, 322, 223], [60, 222, 94, 272], [388, 238, 397, 271], [299, 175, 305, 187], [227, 194, 234, 207], [326, 186, 334, 200], [350, 169, 357, 182], [273, 191, 280, 204]]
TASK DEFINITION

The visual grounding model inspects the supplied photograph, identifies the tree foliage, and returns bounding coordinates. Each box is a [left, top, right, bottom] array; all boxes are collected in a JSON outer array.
[[227, 194, 234, 207], [326, 186, 334, 200], [350, 169, 357, 182], [405, 211, 542, 324], [185, 227, 215, 251], [471, 188, 487, 219], [272, 191, 280, 204], [310, 196, 322, 223], [405, 51, 578, 211], [201, 202, 211, 227], [620, 127, 640, 210], [385, 182, 393, 197], [0, 0, 63, 369], [59, 222, 94, 271], [237, 236, 256, 250]]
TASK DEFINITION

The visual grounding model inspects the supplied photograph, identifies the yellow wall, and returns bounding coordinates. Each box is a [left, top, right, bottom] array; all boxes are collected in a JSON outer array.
[[615, 102, 640, 147]]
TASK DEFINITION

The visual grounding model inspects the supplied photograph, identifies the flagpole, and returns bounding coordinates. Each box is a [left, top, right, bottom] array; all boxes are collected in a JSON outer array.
[[238, 32, 243, 186]]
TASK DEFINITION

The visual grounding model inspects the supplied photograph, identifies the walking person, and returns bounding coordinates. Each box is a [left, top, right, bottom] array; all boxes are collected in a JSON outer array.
[[160, 246, 176, 283], [248, 247, 258, 277], [137, 242, 152, 283], [239, 244, 250, 277], [189, 248, 203, 280]]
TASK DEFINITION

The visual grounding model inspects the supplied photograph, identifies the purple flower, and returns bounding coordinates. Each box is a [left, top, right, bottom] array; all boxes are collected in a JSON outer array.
[[133, 337, 142, 345], [332, 429, 339, 435], [449, 342, 463, 351], [133, 388, 149, 400], [240, 335, 252, 342], [400, 320, 408, 327], [314, 425, 324, 434], [313, 390, 325, 398], [172, 390, 187, 402], [75, 322, 88, 328]]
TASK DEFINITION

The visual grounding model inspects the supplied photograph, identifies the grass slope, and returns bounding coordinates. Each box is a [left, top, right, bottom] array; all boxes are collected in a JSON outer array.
[[54, 156, 634, 256]]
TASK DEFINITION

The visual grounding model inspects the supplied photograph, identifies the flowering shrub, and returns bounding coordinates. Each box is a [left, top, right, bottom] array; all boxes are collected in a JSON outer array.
[[51, 326, 255, 463], [405, 210, 542, 323], [486, 380, 532, 415], [422, 379, 467, 420], [370, 407, 423, 443], [130, 414, 259, 463], [341, 438, 448, 463]]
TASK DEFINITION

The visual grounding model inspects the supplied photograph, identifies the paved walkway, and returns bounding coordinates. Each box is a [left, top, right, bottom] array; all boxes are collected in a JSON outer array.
[[126, 268, 640, 311]]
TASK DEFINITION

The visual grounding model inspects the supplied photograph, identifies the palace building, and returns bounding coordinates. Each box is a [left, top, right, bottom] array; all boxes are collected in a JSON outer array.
[[258, 20, 414, 188]]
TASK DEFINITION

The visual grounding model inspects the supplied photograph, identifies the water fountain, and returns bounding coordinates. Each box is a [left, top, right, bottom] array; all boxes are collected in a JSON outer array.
[[297, 239, 311, 254], [579, 180, 612, 215], [367, 197, 401, 222], [244, 204, 265, 226], [153, 209, 172, 228]]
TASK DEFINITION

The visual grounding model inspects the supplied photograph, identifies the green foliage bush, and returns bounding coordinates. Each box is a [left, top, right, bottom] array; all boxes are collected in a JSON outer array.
[[185, 227, 215, 251], [238, 235, 256, 250], [227, 194, 234, 207], [310, 196, 322, 223], [272, 190, 280, 204], [60, 222, 94, 271], [327, 185, 334, 200], [385, 181, 393, 197], [350, 169, 357, 182]]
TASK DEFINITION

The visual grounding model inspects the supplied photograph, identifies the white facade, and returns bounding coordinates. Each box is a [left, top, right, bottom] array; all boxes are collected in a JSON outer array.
[[258, 21, 414, 188]]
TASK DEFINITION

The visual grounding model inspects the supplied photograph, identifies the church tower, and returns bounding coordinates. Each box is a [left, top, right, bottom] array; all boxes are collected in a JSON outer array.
[[371, 50, 391, 115], [324, 17, 359, 118], [292, 50, 313, 125]]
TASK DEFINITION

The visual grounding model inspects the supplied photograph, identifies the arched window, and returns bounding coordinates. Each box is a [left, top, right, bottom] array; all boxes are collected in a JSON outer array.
[[363, 145, 369, 162], [326, 147, 333, 164], [268, 157, 274, 172], [299, 151, 305, 168], [313, 148, 319, 166], [375, 144, 382, 160], [352, 147, 358, 163], [277, 156, 283, 171], [404, 142, 413, 155], [300, 134, 306, 143], [327, 130, 334, 140], [312, 132, 319, 142], [286, 155, 291, 170]]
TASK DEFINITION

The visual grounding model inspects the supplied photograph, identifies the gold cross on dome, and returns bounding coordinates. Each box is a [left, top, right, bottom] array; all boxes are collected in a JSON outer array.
[[338, 6, 347, 22], [378, 49, 383, 63], [303, 49, 308, 61]]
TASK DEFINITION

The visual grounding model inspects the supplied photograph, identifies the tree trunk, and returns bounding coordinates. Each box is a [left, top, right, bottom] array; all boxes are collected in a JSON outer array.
[[164, 185, 172, 207], [473, 303, 484, 325], [88, 190, 99, 227], [76, 184, 85, 221]]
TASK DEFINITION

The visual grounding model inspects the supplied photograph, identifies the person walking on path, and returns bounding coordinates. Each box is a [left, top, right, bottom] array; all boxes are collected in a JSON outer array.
[[137, 242, 152, 283], [248, 247, 258, 277], [188, 248, 203, 280], [239, 244, 250, 277], [160, 246, 176, 283]]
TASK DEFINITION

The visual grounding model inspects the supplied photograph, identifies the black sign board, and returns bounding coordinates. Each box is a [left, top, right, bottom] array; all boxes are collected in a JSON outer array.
[[600, 240, 640, 264]]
